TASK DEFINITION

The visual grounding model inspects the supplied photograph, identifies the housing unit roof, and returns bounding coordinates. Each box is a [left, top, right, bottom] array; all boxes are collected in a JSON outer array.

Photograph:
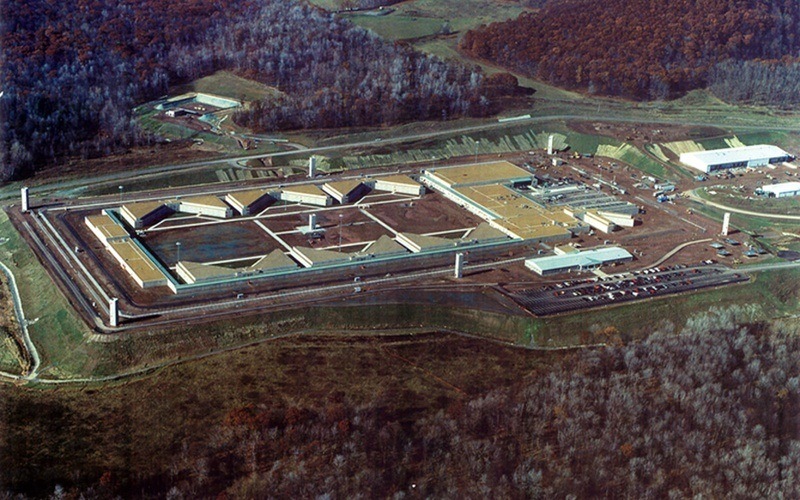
[[249, 250, 298, 271], [177, 261, 234, 282], [464, 222, 509, 242], [180, 195, 229, 209], [323, 180, 363, 197], [425, 161, 532, 188], [282, 184, 327, 196], [361, 235, 407, 256], [374, 175, 422, 187], [226, 189, 274, 209], [109, 240, 168, 284], [121, 201, 168, 220], [85, 214, 129, 240]]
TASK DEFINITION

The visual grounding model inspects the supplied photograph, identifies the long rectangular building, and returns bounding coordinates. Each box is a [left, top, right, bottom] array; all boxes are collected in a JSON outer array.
[[680, 145, 793, 173], [525, 246, 633, 276], [372, 175, 424, 196], [760, 181, 800, 198], [225, 190, 275, 215], [280, 185, 332, 206], [177, 196, 233, 218]]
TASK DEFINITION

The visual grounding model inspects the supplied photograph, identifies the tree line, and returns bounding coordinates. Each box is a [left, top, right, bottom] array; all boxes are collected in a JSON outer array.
[[461, 0, 800, 103], [7, 305, 797, 498], [0, 0, 494, 181]]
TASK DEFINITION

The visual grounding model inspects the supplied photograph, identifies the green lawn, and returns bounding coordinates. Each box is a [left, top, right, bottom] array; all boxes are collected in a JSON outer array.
[[0, 211, 90, 377], [172, 71, 283, 103], [348, 14, 443, 40]]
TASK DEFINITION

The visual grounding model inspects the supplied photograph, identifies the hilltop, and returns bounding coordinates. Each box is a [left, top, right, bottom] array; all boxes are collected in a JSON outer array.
[[461, 0, 800, 103]]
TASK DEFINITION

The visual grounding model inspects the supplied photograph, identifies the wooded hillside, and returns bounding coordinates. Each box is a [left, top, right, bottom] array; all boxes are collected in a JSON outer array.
[[0, 0, 491, 181], [2, 307, 798, 497], [461, 0, 800, 103]]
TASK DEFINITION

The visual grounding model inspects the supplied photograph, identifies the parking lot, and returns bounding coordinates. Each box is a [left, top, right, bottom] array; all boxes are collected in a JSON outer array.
[[511, 264, 749, 316]]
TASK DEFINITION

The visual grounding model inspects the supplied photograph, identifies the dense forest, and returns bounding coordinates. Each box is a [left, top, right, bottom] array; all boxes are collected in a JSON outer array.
[[461, 0, 800, 103], [0, 0, 492, 182], [2, 307, 798, 497]]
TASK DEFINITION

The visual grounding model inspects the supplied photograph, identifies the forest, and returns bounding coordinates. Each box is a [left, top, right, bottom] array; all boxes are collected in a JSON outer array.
[[1, 306, 798, 497], [0, 0, 492, 181], [461, 0, 800, 103]]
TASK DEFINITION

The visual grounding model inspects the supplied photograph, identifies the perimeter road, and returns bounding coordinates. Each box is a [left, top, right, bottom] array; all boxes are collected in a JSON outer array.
[[686, 189, 800, 221], [0, 261, 41, 379]]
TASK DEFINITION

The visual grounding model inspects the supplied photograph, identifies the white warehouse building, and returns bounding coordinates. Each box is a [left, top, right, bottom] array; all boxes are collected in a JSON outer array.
[[680, 145, 793, 173], [525, 246, 633, 276], [760, 181, 800, 198]]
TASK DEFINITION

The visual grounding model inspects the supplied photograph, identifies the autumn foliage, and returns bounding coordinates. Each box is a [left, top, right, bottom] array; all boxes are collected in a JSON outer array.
[[461, 0, 800, 101], [0, 0, 492, 181]]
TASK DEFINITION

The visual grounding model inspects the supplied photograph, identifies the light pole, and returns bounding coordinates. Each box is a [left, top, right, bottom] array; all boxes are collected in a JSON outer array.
[[474, 140, 480, 163], [118, 185, 123, 204], [338, 214, 343, 252], [176, 241, 182, 263]]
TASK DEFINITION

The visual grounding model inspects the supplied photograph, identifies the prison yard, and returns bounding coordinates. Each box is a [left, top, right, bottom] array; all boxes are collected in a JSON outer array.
[[9, 123, 799, 335]]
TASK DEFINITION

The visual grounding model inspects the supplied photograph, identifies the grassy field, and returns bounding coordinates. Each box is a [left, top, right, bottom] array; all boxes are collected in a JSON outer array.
[[348, 14, 443, 39], [696, 185, 800, 216], [0, 211, 90, 377], [172, 71, 282, 102]]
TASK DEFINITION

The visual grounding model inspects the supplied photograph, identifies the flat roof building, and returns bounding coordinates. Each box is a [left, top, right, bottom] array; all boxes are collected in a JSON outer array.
[[177, 196, 233, 219], [760, 181, 800, 198], [106, 239, 169, 288], [85, 213, 130, 243], [291, 246, 350, 267], [525, 246, 633, 276], [680, 145, 793, 173], [280, 185, 332, 206], [321, 180, 367, 204], [119, 202, 173, 229], [360, 235, 408, 258], [225, 189, 275, 215], [372, 175, 424, 196], [423, 161, 532, 188], [176, 249, 299, 284]]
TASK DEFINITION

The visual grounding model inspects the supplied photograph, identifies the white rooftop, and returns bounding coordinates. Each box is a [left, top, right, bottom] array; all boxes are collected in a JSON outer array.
[[761, 181, 800, 196], [680, 145, 790, 167], [526, 246, 632, 273]]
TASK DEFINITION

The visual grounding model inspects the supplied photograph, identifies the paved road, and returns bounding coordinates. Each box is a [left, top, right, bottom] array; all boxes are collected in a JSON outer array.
[[0, 261, 40, 380], [14, 112, 800, 202], [686, 189, 800, 221]]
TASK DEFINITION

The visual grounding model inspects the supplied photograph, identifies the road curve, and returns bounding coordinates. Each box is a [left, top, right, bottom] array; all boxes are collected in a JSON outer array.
[[0, 261, 40, 379], [686, 189, 800, 221]]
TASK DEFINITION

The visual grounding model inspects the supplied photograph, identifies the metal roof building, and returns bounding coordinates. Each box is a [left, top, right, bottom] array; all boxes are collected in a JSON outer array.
[[680, 145, 793, 173], [280, 185, 332, 206], [372, 175, 424, 196], [525, 246, 633, 276], [760, 181, 800, 198], [120, 201, 173, 229], [321, 180, 366, 204], [225, 189, 275, 215], [176, 196, 233, 219]]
